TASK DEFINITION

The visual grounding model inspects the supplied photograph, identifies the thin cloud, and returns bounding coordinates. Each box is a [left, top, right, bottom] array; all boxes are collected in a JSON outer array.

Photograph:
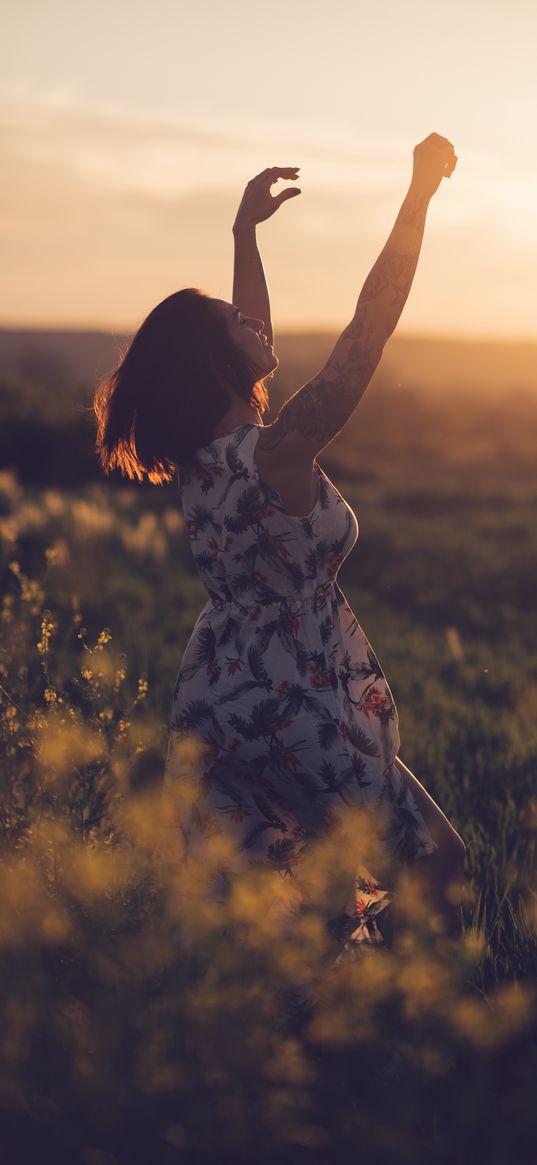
[[1, 98, 536, 335]]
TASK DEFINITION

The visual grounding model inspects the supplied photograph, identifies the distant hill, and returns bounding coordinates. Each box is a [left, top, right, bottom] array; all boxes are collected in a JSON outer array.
[[0, 326, 536, 396], [1, 324, 536, 487]]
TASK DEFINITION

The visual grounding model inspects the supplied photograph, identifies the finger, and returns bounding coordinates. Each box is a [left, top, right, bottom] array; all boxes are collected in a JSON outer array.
[[427, 133, 455, 154], [273, 188, 302, 209], [430, 138, 454, 155], [254, 166, 300, 185], [245, 168, 273, 187], [429, 138, 456, 169]]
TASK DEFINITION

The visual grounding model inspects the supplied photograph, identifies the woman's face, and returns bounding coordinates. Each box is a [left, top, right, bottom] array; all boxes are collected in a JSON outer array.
[[214, 300, 279, 378]]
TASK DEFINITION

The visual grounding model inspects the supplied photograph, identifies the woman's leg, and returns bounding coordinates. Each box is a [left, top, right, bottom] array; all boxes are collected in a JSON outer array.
[[394, 757, 466, 941]]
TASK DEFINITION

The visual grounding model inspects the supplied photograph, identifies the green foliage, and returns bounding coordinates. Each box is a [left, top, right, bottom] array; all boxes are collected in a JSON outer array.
[[0, 377, 537, 1162]]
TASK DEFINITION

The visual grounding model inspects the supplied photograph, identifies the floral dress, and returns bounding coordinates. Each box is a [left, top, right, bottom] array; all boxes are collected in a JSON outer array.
[[161, 423, 438, 966]]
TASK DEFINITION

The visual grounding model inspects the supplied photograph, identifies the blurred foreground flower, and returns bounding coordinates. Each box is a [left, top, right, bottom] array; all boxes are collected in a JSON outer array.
[[1, 504, 537, 1162]]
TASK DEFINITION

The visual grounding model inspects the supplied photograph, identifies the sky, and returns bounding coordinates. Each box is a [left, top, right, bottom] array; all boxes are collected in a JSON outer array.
[[2, 0, 537, 337]]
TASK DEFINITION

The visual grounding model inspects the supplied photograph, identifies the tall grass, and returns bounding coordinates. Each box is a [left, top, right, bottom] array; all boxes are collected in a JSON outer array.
[[1, 447, 537, 1162]]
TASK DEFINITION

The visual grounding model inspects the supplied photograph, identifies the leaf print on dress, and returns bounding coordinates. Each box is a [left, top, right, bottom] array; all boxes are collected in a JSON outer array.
[[217, 440, 251, 506], [163, 422, 439, 961], [343, 720, 380, 758], [224, 483, 265, 534]]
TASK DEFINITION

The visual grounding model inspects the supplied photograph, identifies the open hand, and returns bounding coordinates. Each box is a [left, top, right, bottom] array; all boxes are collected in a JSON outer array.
[[233, 167, 301, 230], [411, 134, 458, 199]]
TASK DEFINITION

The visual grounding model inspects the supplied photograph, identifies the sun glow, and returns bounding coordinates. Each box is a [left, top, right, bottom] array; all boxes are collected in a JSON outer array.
[[1, 0, 537, 336]]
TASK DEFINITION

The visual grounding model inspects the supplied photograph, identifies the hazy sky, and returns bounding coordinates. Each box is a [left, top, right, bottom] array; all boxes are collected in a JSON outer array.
[[2, 0, 537, 336]]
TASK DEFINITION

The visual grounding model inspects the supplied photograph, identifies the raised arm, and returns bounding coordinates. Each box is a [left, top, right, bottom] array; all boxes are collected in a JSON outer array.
[[258, 134, 457, 460], [232, 166, 301, 348]]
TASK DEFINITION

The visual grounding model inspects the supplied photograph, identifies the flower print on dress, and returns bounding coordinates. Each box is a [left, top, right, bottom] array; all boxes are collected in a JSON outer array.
[[163, 423, 439, 959]]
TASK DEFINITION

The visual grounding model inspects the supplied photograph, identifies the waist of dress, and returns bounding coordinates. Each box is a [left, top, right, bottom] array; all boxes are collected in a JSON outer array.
[[208, 578, 341, 614]]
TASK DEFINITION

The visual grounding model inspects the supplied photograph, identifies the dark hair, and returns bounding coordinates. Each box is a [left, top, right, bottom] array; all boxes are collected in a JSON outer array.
[[94, 288, 269, 485]]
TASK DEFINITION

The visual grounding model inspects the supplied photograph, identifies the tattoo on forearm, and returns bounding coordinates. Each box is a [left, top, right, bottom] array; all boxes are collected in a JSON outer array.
[[259, 338, 379, 452], [258, 188, 429, 454], [397, 190, 427, 228]]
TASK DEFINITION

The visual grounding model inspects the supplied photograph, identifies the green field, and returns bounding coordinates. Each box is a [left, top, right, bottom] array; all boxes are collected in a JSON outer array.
[[1, 343, 537, 1162]]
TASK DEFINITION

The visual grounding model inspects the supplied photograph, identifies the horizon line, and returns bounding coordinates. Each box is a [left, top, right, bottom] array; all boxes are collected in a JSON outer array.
[[1, 320, 537, 346]]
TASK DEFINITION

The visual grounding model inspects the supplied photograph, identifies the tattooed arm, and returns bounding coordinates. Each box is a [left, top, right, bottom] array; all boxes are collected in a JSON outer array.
[[258, 133, 457, 460], [232, 166, 301, 348]]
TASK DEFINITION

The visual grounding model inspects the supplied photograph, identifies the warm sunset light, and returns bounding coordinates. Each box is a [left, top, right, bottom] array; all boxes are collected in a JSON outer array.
[[2, 5, 536, 1163], [2, 0, 537, 336]]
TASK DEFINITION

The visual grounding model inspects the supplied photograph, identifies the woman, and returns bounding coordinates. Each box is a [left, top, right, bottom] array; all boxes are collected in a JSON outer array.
[[95, 133, 465, 966]]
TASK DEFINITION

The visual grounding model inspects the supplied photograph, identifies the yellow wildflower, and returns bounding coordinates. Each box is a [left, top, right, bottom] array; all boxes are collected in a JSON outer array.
[[37, 612, 57, 655], [45, 540, 70, 568], [5, 706, 20, 734], [114, 656, 128, 691], [70, 594, 83, 627], [27, 710, 47, 731]]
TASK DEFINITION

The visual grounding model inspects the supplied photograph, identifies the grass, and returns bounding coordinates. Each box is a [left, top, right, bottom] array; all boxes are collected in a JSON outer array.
[[0, 380, 537, 1162]]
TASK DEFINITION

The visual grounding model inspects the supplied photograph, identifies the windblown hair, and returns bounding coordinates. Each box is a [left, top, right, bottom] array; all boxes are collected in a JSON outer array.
[[94, 288, 269, 485]]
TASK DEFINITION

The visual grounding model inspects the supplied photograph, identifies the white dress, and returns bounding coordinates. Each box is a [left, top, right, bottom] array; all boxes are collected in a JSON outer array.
[[161, 423, 438, 958]]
